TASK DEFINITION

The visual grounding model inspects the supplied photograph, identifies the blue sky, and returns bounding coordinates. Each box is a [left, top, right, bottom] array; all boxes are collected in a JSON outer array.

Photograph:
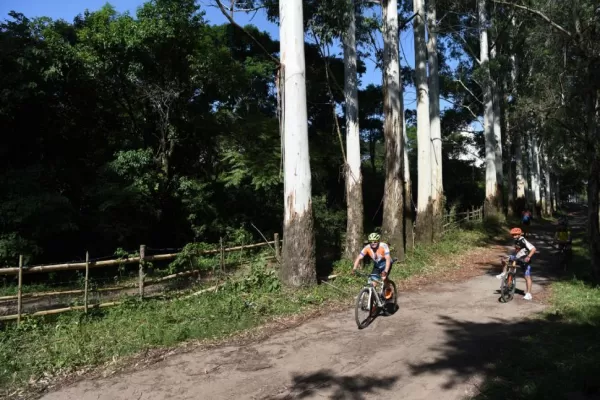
[[0, 0, 443, 110]]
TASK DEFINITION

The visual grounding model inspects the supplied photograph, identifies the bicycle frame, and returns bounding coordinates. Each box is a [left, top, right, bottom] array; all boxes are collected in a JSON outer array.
[[365, 276, 386, 308], [356, 272, 388, 308], [506, 261, 518, 285]]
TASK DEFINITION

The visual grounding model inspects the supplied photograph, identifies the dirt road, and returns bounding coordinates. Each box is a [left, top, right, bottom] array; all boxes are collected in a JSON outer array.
[[40, 236, 555, 400]]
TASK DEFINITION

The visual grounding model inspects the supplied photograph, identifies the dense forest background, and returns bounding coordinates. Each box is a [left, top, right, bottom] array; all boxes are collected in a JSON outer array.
[[0, 0, 487, 266], [1, 0, 595, 271]]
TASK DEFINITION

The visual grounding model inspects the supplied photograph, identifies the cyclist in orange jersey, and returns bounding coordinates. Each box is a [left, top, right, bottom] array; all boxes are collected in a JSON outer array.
[[352, 232, 393, 279]]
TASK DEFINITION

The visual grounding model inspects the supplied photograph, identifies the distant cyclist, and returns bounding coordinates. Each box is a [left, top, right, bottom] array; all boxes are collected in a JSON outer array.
[[352, 232, 393, 280], [497, 227, 536, 300], [521, 208, 533, 236], [554, 218, 572, 256]]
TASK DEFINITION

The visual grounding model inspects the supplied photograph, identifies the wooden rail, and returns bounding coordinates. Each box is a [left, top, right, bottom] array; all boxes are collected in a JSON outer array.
[[0, 237, 281, 325]]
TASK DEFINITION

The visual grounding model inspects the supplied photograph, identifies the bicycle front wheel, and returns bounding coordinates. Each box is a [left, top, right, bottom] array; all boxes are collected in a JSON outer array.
[[500, 273, 515, 303], [355, 288, 375, 329]]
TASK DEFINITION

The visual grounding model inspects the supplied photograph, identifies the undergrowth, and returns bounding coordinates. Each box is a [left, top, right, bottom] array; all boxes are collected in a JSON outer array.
[[0, 225, 493, 396]]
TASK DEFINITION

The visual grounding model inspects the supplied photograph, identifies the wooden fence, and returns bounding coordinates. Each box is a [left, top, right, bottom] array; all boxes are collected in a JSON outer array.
[[0, 234, 281, 323], [442, 205, 484, 234]]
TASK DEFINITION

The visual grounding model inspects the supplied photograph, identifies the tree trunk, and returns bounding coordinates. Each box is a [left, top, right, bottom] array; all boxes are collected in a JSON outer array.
[[551, 174, 558, 212], [427, 0, 443, 241], [490, 45, 504, 213], [514, 129, 526, 216], [508, 17, 519, 216], [504, 107, 517, 217], [413, 0, 433, 243], [381, 0, 405, 260], [524, 133, 532, 216], [506, 131, 515, 216], [588, 158, 600, 280], [279, 0, 316, 286], [478, 0, 499, 217], [586, 85, 600, 280], [542, 149, 552, 217], [342, 0, 364, 261], [403, 105, 414, 251], [532, 135, 542, 216]]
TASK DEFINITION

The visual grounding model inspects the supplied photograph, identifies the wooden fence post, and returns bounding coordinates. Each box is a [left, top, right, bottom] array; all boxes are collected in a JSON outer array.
[[17, 255, 23, 325], [274, 233, 280, 260], [139, 245, 146, 299], [219, 238, 224, 273], [84, 251, 89, 314]]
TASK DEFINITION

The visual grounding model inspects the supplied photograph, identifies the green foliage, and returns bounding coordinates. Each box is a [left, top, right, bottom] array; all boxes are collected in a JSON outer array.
[[0, 227, 491, 395]]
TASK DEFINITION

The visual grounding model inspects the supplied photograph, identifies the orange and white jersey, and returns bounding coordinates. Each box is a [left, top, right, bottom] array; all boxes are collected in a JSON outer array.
[[360, 242, 390, 263]]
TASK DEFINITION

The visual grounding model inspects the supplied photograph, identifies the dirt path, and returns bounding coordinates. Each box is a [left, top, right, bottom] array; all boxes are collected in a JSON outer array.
[[39, 224, 565, 400]]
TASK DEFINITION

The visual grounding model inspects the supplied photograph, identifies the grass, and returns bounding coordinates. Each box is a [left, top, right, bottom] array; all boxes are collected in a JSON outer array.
[[472, 220, 600, 399], [0, 224, 494, 397]]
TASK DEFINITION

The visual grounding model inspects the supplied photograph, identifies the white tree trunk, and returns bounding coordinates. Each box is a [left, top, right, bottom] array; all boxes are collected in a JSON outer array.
[[478, 0, 498, 214], [381, 0, 405, 258], [342, 0, 364, 260], [523, 134, 530, 204], [515, 137, 525, 199], [532, 136, 542, 213], [491, 45, 503, 194], [543, 151, 552, 216], [402, 98, 414, 251], [427, 0, 443, 239], [550, 174, 558, 212], [413, 0, 432, 242], [279, 0, 316, 286]]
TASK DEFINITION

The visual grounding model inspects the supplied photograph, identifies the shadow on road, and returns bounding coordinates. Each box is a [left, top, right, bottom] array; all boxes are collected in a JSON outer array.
[[271, 369, 400, 400], [408, 204, 600, 399], [407, 311, 600, 400]]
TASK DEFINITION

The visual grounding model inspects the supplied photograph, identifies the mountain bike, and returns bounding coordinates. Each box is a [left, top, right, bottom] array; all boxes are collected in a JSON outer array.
[[499, 257, 518, 303], [354, 267, 398, 329]]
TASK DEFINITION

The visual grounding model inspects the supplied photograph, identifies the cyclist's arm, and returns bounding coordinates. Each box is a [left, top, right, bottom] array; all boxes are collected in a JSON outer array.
[[352, 247, 369, 271], [381, 243, 392, 276], [352, 254, 364, 271], [526, 245, 536, 261], [384, 254, 392, 275]]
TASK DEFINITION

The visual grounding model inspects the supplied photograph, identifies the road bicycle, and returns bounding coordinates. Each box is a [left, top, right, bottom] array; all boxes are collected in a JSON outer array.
[[499, 256, 519, 303], [354, 265, 398, 329]]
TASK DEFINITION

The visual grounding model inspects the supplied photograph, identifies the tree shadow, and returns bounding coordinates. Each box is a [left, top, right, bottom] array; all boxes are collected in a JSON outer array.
[[407, 311, 600, 399], [273, 369, 400, 400]]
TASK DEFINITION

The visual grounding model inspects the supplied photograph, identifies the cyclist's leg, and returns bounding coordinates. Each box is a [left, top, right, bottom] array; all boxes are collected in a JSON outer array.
[[496, 257, 509, 279], [522, 263, 533, 299]]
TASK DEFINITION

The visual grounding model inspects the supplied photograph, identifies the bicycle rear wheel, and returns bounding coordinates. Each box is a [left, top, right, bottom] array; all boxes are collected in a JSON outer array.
[[355, 288, 375, 329], [381, 280, 398, 316]]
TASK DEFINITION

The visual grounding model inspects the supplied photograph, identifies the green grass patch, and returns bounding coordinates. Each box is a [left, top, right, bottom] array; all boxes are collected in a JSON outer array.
[[472, 227, 600, 399], [0, 226, 493, 396]]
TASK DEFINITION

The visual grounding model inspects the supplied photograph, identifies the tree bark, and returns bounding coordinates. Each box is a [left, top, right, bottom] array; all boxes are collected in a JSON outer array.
[[427, 0, 443, 240], [280, 0, 316, 286], [532, 135, 542, 216], [479, 0, 499, 217], [403, 106, 414, 251], [413, 0, 433, 243], [585, 83, 600, 280], [490, 45, 504, 212], [342, 0, 364, 261], [514, 133, 526, 213], [381, 0, 405, 259]]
